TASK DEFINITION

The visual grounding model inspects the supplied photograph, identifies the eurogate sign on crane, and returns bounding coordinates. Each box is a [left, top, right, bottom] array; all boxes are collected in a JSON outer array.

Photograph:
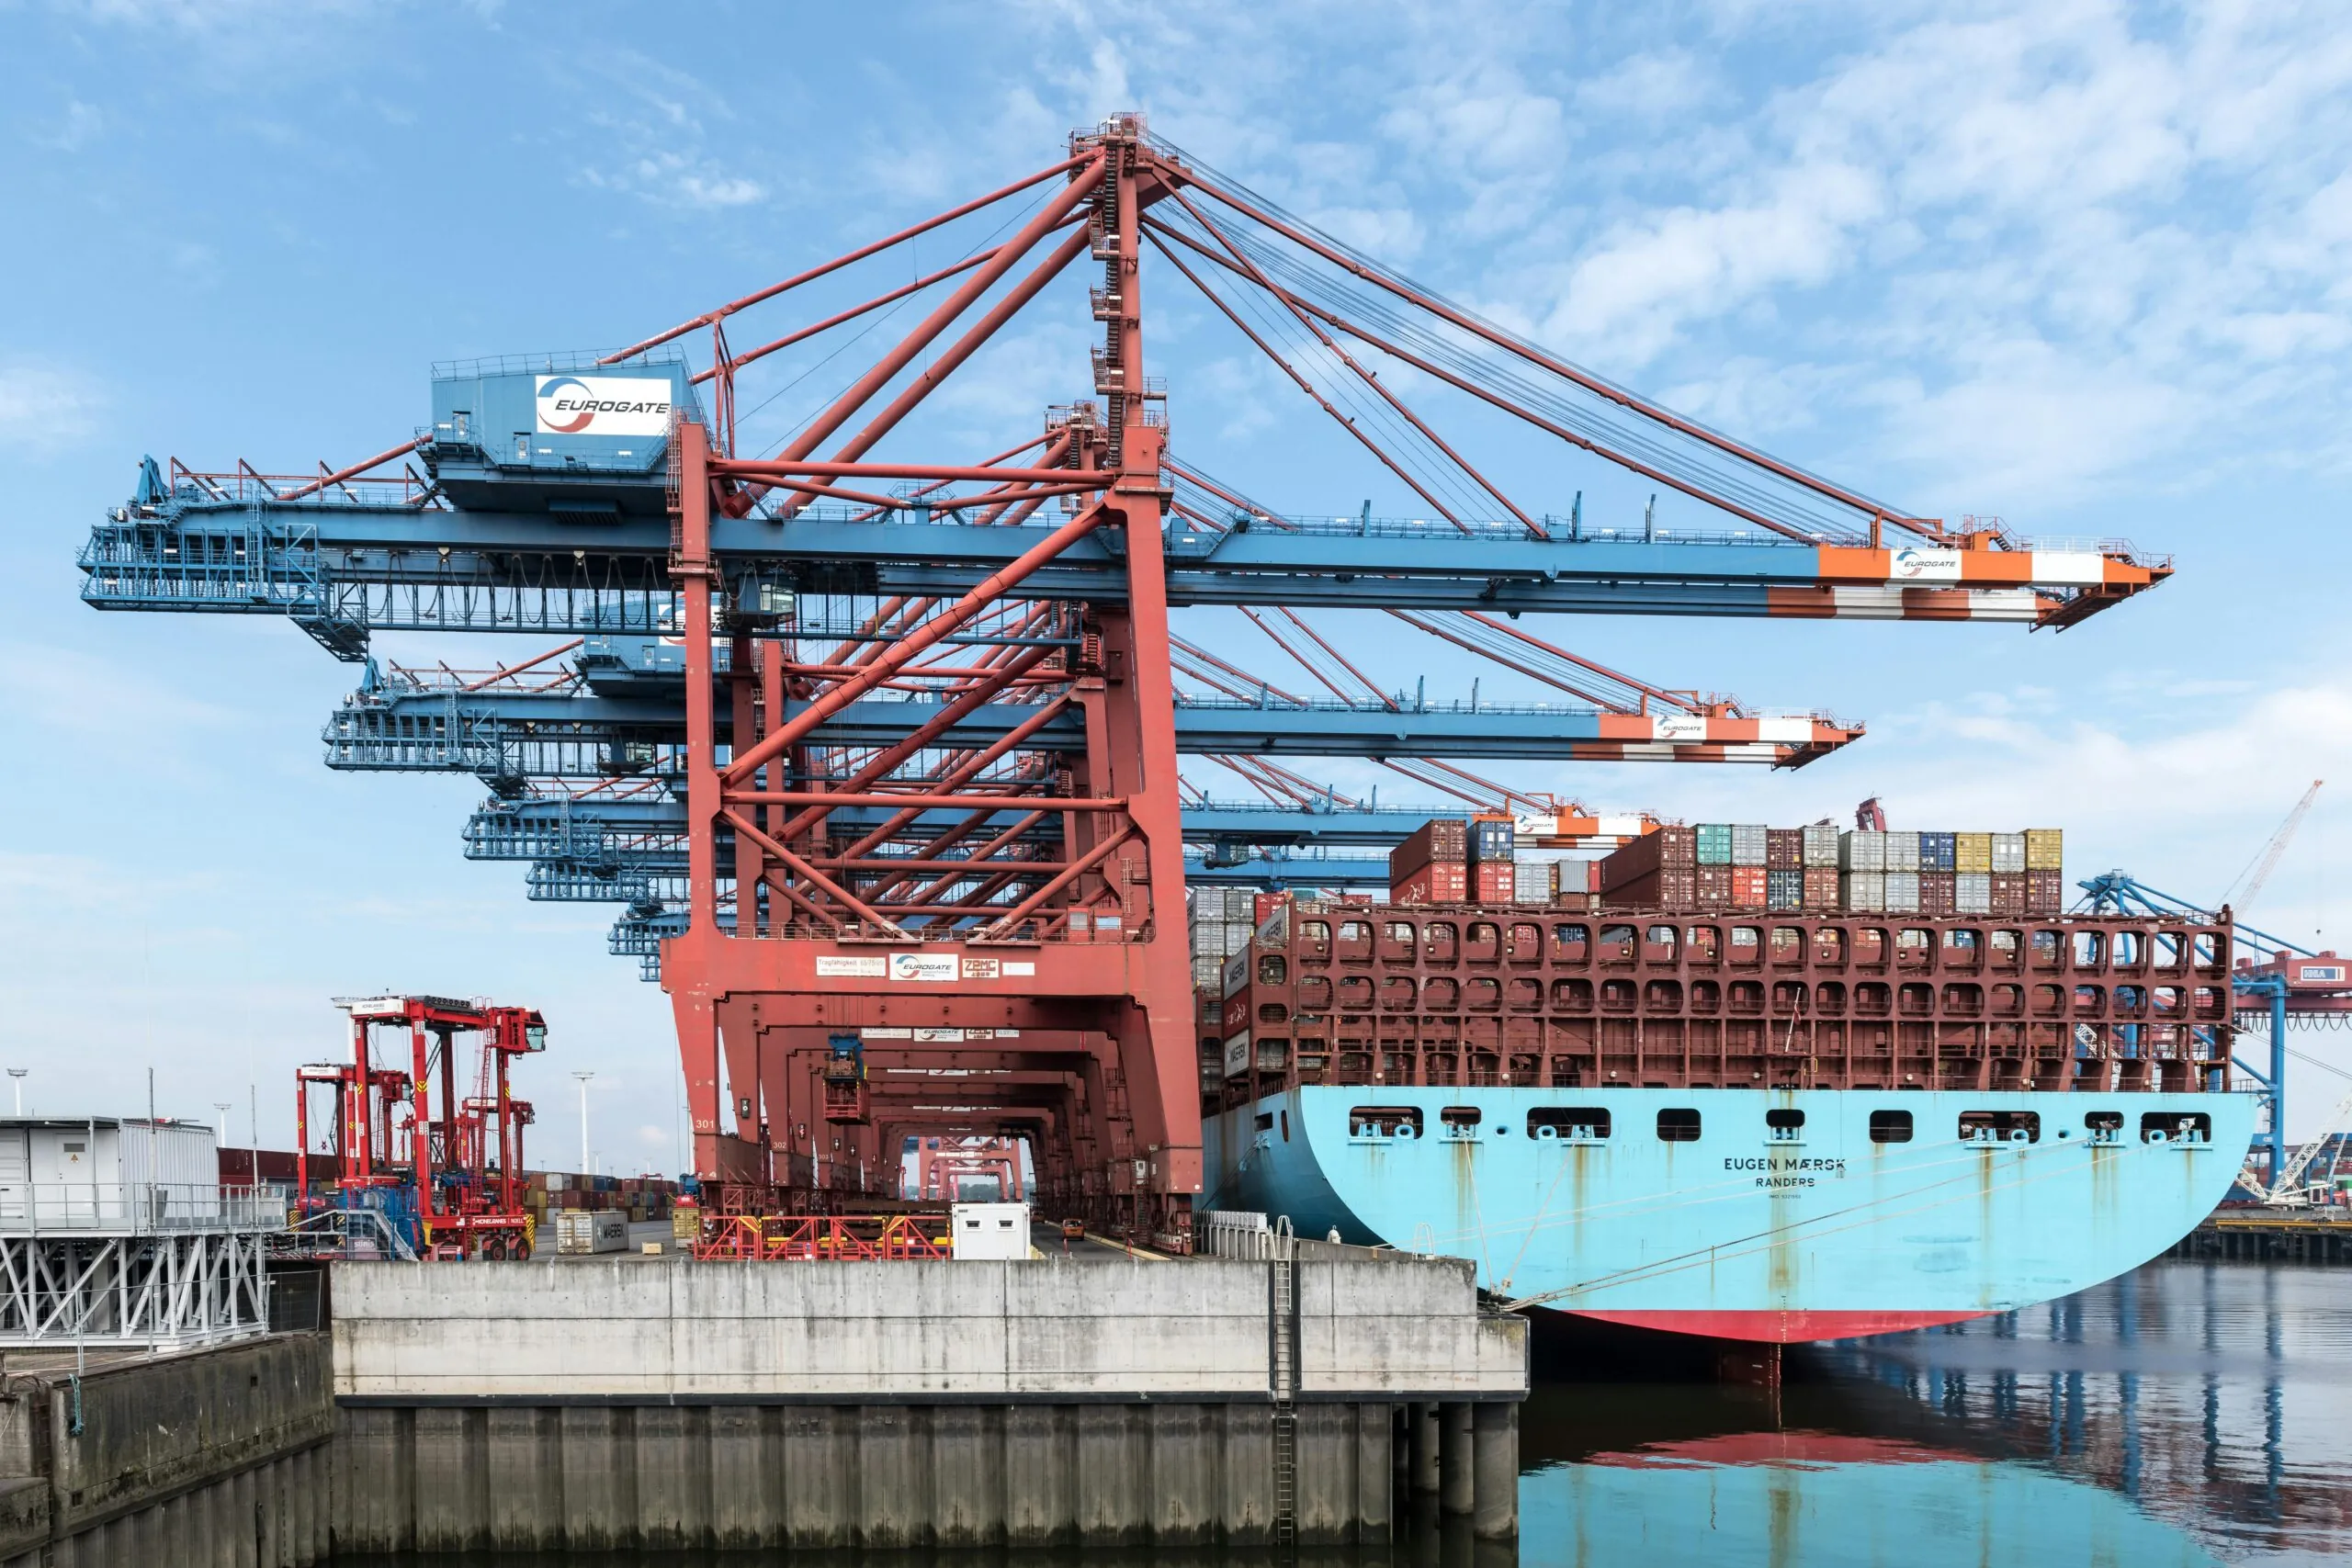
[[80, 118, 2173, 1245]]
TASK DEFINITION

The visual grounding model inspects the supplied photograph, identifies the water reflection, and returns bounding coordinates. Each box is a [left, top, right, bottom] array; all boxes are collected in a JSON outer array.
[[1517, 1258, 2351, 1567]]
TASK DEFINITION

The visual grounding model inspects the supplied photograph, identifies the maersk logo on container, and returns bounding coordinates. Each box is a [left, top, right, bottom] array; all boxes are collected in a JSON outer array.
[[534, 374, 673, 437]]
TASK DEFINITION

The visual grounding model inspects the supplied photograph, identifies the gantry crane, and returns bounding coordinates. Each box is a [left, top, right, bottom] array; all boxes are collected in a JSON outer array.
[[297, 996, 548, 1258], [2078, 781, 2337, 1198], [83, 118, 2176, 1241]]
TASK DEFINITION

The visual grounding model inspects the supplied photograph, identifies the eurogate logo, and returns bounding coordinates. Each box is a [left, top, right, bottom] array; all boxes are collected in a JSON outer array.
[[532, 374, 674, 437]]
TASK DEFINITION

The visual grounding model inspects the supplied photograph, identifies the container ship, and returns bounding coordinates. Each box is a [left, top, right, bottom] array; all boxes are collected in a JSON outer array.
[[1196, 818, 2252, 1343]]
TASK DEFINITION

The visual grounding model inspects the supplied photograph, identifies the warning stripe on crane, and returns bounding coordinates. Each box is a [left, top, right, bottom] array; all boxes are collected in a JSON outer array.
[[1765, 586, 2058, 622], [1814, 545, 2163, 589]]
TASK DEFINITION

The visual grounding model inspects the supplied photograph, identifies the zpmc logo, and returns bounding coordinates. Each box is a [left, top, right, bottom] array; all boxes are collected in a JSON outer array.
[[537, 377, 597, 434]]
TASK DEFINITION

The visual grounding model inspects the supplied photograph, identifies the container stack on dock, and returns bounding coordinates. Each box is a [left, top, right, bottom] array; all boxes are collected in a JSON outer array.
[[520, 1172, 680, 1226]]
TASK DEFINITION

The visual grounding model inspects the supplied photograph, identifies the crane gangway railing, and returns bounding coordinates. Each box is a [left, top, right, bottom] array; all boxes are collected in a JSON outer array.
[[156, 457, 436, 510], [118, 468, 2170, 570], [0, 1181, 289, 1236], [1173, 691, 1846, 723]]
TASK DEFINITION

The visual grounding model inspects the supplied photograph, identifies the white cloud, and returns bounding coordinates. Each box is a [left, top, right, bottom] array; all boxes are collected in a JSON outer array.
[[1539, 160, 1882, 367], [1871, 340, 2193, 502], [31, 99, 102, 152], [0, 361, 104, 451], [582, 148, 765, 212], [554, 50, 767, 214], [1573, 51, 1712, 119]]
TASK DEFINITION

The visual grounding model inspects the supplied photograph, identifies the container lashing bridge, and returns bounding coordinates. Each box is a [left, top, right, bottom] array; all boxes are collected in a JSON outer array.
[[80, 117, 2172, 1246], [297, 995, 548, 1258]]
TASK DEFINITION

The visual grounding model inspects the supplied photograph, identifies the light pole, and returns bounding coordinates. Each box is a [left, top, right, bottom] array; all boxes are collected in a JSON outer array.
[[572, 1072, 594, 1175], [6, 1069, 23, 1117]]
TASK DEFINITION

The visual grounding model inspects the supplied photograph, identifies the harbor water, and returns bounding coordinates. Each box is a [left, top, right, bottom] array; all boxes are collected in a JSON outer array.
[[1517, 1256, 2350, 1567]]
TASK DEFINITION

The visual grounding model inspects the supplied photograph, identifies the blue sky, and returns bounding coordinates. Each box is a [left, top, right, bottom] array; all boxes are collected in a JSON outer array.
[[5, 1, 2349, 1160]]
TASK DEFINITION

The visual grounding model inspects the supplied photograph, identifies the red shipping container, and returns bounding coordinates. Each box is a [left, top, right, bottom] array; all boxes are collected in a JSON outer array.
[[2025, 869, 2064, 914], [1990, 873, 2027, 916], [1766, 829, 1804, 870], [1730, 865, 1768, 908], [1474, 861, 1514, 903], [1391, 863, 1468, 905], [1389, 818, 1469, 880], [1604, 869, 1695, 909], [1251, 892, 1289, 926], [1802, 867, 1839, 909], [1695, 865, 1733, 908], [1600, 826, 1696, 890], [1919, 872, 1957, 918]]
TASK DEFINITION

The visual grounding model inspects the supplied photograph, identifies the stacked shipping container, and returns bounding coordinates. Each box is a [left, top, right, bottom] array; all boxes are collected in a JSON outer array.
[[1831, 829, 2061, 915], [1194, 818, 2068, 986], [1187, 886, 1256, 988], [519, 1172, 681, 1226], [1388, 818, 1470, 904]]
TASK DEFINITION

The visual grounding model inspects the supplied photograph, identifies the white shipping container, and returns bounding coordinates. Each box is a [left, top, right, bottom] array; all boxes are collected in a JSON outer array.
[[1991, 833, 2027, 874], [1840, 871, 1886, 911], [1884, 871, 1921, 912], [556, 1210, 628, 1255], [1883, 831, 1921, 872], [1730, 825, 1769, 866], [950, 1201, 1032, 1260], [1956, 873, 1992, 914], [1839, 831, 1886, 873], [1802, 824, 1841, 867], [1190, 921, 1250, 960], [1513, 862, 1553, 903], [120, 1120, 220, 1193]]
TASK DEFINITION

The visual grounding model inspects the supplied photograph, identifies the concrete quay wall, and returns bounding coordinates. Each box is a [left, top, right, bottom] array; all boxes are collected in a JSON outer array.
[[0, 1332, 333, 1567], [334, 1397, 1400, 1550], [331, 1253, 1527, 1402], [328, 1253, 1527, 1549]]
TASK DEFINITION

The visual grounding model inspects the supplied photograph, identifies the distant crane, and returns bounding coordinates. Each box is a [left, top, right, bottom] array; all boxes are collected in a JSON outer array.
[[2078, 780, 2345, 1203], [1855, 797, 1887, 831], [2262, 1079, 2352, 1206], [2216, 779, 2322, 915]]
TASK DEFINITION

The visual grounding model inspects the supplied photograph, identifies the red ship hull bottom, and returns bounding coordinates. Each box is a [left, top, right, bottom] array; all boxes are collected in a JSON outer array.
[[1574, 1307, 1995, 1344]]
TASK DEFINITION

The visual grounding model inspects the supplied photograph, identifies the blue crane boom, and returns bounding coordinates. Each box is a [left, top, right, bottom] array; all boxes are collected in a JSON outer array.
[[83, 447, 2166, 660], [321, 684, 1847, 773]]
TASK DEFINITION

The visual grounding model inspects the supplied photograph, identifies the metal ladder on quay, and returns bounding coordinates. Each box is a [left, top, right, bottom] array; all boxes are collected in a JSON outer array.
[[1271, 1215, 1299, 1551]]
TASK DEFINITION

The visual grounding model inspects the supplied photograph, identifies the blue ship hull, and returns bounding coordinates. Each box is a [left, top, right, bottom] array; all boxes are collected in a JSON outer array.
[[1203, 1087, 2252, 1341]]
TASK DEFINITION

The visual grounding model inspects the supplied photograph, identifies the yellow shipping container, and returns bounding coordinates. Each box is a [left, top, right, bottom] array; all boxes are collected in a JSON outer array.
[[672, 1209, 702, 1245], [1954, 832, 1993, 873], [2025, 829, 2064, 870]]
